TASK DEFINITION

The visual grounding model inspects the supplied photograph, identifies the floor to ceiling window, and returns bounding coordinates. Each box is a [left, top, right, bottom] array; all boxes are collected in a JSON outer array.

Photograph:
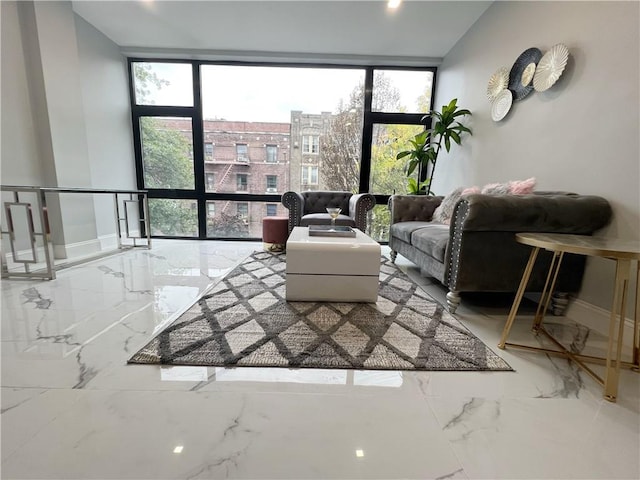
[[129, 60, 435, 241]]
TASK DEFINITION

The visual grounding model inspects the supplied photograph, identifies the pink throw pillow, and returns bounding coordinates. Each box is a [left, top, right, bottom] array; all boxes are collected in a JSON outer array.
[[481, 177, 537, 195], [509, 177, 536, 194], [481, 182, 511, 195], [462, 186, 481, 195]]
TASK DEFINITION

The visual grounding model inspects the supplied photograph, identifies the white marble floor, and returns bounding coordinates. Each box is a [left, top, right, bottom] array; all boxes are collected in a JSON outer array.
[[1, 240, 638, 479]]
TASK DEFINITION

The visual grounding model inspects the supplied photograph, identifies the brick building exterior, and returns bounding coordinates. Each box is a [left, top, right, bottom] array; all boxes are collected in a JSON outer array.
[[155, 113, 332, 237], [289, 111, 332, 193]]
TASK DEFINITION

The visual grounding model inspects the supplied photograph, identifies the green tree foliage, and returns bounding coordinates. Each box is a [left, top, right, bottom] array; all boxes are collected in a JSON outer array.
[[148, 198, 197, 237], [133, 63, 169, 104], [321, 73, 429, 240], [370, 123, 422, 195], [321, 73, 404, 192], [134, 64, 198, 236], [140, 118, 193, 190], [206, 211, 249, 238]]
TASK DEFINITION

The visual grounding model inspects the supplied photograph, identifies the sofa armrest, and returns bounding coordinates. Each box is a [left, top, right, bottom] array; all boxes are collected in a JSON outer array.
[[387, 195, 443, 224], [349, 193, 376, 231], [281, 191, 304, 234], [451, 194, 612, 234]]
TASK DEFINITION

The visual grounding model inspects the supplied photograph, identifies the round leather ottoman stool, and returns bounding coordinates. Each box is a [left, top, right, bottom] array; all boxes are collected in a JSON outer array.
[[262, 216, 289, 252]]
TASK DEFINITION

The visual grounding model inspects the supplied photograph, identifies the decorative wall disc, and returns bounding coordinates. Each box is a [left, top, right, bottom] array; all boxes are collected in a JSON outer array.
[[487, 67, 509, 102], [520, 63, 536, 87], [491, 89, 513, 122], [533, 43, 569, 92], [508, 47, 543, 101]]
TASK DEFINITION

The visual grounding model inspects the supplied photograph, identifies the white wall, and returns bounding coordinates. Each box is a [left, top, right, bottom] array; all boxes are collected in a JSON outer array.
[[75, 14, 137, 242], [75, 15, 135, 190], [1, 1, 136, 255], [1, 0, 45, 185], [434, 1, 639, 311]]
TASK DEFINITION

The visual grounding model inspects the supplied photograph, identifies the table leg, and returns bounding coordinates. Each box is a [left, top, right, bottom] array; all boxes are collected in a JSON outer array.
[[604, 258, 631, 402], [532, 251, 564, 333], [499, 247, 540, 349]]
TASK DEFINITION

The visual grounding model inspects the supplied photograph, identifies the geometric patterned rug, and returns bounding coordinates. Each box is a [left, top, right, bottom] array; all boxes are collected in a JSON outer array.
[[128, 251, 512, 371]]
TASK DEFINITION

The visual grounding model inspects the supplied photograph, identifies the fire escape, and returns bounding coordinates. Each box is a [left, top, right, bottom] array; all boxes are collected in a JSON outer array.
[[217, 164, 234, 213]]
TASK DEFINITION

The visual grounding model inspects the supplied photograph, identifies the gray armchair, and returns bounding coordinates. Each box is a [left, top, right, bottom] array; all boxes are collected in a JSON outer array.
[[282, 191, 376, 235]]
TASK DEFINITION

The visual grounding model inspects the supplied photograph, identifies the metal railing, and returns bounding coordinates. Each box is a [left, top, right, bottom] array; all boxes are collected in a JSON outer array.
[[1, 186, 150, 280]]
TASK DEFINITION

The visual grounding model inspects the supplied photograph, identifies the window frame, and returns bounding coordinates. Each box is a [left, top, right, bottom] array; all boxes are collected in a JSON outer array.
[[204, 142, 214, 159], [301, 165, 319, 186], [236, 173, 248, 192], [128, 59, 436, 241], [302, 135, 320, 154], [236, 143, 249, 163], [265, 144, 278, 163], [266, 175, 277, 191], [266, 204, 278, 216], [236, 202, 249, 219], [205, 172, 216, 191]]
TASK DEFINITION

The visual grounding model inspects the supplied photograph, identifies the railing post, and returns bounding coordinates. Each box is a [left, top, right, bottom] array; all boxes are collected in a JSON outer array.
[[37, 188, 55, 279]]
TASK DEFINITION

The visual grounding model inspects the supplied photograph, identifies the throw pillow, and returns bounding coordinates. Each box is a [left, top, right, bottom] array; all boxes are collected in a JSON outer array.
[[481, 177, 536, 195], [462, 186, 481, 195], [481, 182, 511, 195], [509, 177, 536, 194], [432, 186, 465, 225]]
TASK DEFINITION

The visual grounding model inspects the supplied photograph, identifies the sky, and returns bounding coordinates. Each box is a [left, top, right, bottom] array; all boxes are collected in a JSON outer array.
[[142, 63, 432, 122]]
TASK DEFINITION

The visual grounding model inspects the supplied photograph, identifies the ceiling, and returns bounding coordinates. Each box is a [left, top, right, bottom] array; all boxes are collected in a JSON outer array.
[[71, 1, 493, 64]]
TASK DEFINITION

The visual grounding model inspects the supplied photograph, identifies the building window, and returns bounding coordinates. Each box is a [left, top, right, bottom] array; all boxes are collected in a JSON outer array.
[[302, 135, 319, 154], [266, 175, 277, 192], [266, 145, 277, 163], [236, 173, 248, 191], [207, 202, 215, 218], [237, 202, 248, 220], [236, 144, 249, 162], [266, 204, 278, 216], [204, 142, 214, 159], [301, 166, 319, 185], [205, 173, 215, 192]]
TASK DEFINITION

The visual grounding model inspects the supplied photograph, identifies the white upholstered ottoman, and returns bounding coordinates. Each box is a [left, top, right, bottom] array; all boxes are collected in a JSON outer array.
[[285, 226, 381, 302]]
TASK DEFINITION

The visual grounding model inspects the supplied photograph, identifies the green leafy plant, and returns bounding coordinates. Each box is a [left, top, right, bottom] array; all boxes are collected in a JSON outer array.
[[396, 99, 472, 195], [406, 177, 431, 195]]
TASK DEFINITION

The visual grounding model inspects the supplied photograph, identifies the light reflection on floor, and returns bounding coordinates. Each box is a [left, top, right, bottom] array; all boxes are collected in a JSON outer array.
[[1, 239, 638, 480]]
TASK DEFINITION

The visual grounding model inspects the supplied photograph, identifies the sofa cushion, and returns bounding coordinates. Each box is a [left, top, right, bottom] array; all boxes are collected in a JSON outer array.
[[389, 221, 432, 244], [410, 224, 450, 263]]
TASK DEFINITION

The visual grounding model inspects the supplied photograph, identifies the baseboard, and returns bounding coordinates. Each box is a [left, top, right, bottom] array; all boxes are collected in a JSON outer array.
[[565, 298, 636, 349], [54, 238, 102, 259], [98, 233, 119, 251]]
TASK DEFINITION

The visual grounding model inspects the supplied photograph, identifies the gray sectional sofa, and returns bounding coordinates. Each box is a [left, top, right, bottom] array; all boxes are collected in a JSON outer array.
[[387, 192, 612, 313]]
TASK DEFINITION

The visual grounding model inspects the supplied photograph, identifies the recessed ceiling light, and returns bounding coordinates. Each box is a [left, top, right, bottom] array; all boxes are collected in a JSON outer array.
[[355, 449, 365, 457], [388, 0, 402, 9], [173, 446, 184, 454]]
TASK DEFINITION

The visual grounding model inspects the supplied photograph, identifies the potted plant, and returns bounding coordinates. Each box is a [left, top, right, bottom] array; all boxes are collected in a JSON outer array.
[[396, 99, 472, 195]]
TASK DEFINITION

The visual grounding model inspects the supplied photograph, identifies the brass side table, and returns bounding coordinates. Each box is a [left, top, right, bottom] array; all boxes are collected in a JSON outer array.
[[498, 233, 640, 402]]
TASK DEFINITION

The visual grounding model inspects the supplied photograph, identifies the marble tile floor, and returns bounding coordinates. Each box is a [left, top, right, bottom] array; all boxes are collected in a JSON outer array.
[[1, 239, 638, 480]]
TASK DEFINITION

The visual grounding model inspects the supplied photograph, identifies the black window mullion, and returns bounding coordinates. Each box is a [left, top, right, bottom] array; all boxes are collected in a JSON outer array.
[[368, 112, 431, 124], [359, 67, 374, 194], [128, 58, 437, 240], [192, 62, 207, 239], [131, 105, 194, 117]]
